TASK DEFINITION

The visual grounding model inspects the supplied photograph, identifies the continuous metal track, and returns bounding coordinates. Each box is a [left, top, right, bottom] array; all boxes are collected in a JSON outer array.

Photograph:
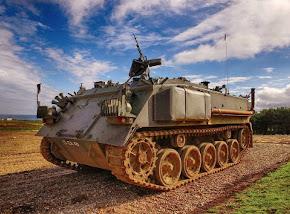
[[107, 125, 249, 191], [40, 125, 250, 191], [40, 139, 93, 171]]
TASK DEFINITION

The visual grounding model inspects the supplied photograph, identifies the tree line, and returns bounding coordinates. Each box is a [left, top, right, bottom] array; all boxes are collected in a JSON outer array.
[[251, 107, 290, 134]]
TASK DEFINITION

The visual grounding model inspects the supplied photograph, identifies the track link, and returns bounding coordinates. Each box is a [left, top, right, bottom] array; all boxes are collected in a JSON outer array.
[[107, 125, 249, 191]]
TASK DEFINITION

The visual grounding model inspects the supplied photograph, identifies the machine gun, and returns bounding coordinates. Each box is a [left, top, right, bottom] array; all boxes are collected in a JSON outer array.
[[129, 34, 162, 78]]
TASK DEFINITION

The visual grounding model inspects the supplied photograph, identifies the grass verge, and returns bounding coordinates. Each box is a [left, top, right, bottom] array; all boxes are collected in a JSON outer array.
[[208, 162, 290, 213]]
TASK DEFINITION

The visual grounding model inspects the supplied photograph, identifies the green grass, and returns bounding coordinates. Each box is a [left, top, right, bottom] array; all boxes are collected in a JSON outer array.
[[208, 162, 290, 214], [0, 120, 43, 131]]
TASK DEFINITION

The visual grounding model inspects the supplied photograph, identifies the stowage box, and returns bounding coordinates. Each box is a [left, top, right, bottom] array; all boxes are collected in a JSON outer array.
[[154, 87, 211, 121]]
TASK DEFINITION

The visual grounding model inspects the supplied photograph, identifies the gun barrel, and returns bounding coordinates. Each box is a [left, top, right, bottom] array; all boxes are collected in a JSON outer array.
[[148, 58, 162, 67]]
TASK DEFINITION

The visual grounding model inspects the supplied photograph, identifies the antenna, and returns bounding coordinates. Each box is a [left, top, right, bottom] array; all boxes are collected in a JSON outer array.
[[224, 33, 229, 94], [132, 34, 145, 61]]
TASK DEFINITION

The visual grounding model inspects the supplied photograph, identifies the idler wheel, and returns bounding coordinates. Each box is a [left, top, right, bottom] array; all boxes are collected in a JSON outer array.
[[155, 149, 182, 186], [124, 137, 157, 180], [180, 145, 201, 178], [171, 134, 186, 148], [238, 127, 250, 150], [214, 141, 228, 167], [199, 143, 216, 172], [227, 139, 240, 163]]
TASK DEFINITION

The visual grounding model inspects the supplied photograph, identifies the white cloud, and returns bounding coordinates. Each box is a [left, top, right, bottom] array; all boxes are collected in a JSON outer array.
[[160, 57, 176, 67], [181, 74, 250, 87], [182, 74, 250, 90], [0, 28, 56, 114], [101, 25, 139, 50], [54, 0, 104, 37], [56, 0, 104, 26], [258, 76, 272, 79], [263, 67, 274, 73], [226, 76, 251, 84], [209, 76, 251, 88], [0, 11, 48, 40], [7, 0, 40, 15], [183, 74, 217, 83], [256, 84, 290, 109], [112, 0, 229, 20], [172, 0, 290, 64], [101, 25, 168, 50], [45, 48, 116, 87]]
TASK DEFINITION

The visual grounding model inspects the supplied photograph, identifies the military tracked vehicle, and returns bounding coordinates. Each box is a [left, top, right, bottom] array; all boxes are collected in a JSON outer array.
[[37, 36, 255, 190]]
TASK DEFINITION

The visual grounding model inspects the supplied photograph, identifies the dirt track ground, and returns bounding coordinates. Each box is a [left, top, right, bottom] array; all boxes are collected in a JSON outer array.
[[0, 131, 290, 213], [0, 132, 52, 176]]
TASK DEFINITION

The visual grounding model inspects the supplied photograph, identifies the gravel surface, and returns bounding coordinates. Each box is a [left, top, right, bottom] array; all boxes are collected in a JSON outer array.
[[0, 143, 289, 214]]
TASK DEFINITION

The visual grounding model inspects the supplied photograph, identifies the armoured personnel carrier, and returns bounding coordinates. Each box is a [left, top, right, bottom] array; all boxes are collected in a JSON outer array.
[[37, 37, 255, 190]]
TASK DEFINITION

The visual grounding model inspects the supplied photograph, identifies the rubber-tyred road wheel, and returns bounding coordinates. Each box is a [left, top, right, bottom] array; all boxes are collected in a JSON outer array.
[[228, 139, 240, 163], [155, 149, 182, 186], [238, 127, 250, 149], [214, 141, 228, 167], [199, 143, 216, 172], [180, 145, 201, 178]]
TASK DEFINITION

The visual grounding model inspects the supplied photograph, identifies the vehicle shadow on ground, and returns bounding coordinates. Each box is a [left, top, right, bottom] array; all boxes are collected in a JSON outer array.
[[0, 167, 158, 213]]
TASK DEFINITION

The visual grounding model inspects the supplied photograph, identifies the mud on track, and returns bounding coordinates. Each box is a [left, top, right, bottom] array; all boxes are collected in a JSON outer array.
[[0, 143, 289, 214]]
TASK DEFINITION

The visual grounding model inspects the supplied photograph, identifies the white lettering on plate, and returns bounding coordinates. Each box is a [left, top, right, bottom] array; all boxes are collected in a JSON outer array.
[[62, 140, 80, 147]]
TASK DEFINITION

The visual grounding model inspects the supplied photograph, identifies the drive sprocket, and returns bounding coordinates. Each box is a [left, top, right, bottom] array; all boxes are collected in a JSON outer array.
[[123, 137, 158, 181]]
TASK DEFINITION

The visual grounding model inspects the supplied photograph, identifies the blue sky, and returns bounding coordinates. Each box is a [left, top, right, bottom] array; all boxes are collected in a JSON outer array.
[[0, 0, 290, 114]]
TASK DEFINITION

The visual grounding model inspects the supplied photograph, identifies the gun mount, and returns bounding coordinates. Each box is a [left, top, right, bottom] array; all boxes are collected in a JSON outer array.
[[129, 34, 161, 78]]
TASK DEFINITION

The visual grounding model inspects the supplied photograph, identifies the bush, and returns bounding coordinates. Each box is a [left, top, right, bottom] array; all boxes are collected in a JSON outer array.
[[251, 107, 290, 134]]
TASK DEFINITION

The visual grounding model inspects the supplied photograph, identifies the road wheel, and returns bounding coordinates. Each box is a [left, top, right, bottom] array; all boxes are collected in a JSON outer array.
[[238, 127, 250, 149], [199, 143, 216, 172], [180, 145, 201, 178], [228, 139, 240, 163], [214, 141, 228, 167], [155, 149, 182, 186]]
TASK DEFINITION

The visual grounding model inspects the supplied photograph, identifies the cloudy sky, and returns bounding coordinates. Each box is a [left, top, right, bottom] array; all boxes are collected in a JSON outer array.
[[0, 0, 290, 114]]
